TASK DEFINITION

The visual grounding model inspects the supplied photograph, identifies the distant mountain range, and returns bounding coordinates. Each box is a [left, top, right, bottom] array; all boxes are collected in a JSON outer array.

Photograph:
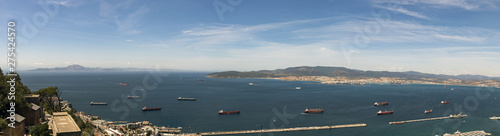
[[208, 66, 500, 81], [30, 65, 155, 72]]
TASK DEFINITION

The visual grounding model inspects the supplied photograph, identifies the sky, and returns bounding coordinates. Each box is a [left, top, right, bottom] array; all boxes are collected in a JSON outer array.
[[1, 0, 500, 76]]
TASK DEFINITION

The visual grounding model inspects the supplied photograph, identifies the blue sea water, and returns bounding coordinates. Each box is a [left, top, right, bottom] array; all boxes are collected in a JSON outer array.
[[20, 71, 500, 136]]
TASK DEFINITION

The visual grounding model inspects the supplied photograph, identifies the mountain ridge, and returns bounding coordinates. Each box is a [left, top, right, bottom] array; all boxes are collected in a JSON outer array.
[[208, 66, 500, 81], [30, 64, 154, 72]]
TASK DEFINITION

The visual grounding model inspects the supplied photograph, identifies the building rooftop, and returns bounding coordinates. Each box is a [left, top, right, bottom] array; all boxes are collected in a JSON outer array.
[[24, 94, 40, 98], [30, 103, 40, 111], [52, 112, 81, 133], [14, 114, 25, 123]]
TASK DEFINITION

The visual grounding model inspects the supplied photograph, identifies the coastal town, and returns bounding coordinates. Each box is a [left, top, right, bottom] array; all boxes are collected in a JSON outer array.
[[266, 76, 500, 88], [2, 94, 183, 136], [207, 66, 500, 88]]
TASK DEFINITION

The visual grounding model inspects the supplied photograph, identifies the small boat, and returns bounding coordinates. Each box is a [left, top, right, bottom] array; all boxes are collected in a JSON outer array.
[[377, 110, 393, 115], [441, 101, 450, 104], [451, 88, 455, 91], [218, 110, 240, 114], [425, 109, 432, 114], [142, 107, 161, 111], [444, 85, 447, 88], [197, 79, 204, 82], [178, 97, 196, 101], [489, 116, 500, 120], [374, 102, 389, 106], [90, 101, 107, 105], [304, 108, 324, 114], [249, 83, 253, 85], [295, 87, 301, 90], [119, 83, 128, 86], [127, 96, 142, 99]]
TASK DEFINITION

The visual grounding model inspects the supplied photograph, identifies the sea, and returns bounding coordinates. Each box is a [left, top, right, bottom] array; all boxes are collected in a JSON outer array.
[[20, 71, 500, 136]]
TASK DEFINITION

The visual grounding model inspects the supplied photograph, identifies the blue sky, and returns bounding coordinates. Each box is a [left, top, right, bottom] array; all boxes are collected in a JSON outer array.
[[1, 0, 500, 76]]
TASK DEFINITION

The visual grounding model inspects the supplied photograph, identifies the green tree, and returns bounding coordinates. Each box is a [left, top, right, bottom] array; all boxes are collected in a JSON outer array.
[[0, 119, 8, 130], [35, 87, 62, 113], [29, 123, 50, 136], [0, 71, 31, 119]]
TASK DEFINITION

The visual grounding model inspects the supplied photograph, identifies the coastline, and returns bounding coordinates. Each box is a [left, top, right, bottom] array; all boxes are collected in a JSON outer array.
[[67, 102, 183, 135], [207, 75, 500, 89]]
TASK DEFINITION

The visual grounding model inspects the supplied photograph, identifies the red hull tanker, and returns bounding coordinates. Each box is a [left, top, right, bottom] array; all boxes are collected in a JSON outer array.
[[441, 101, 450, 104], [218, 110, 240, 114], [374, 102, 389, 106], [377, 110, 393, 115], [142, 107, 161, 111], [304, 108, 324, 113]]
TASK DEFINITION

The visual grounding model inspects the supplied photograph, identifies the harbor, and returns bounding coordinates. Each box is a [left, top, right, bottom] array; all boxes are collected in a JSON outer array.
[[183, 123, 366, 136], [389, 113, 467, 125]]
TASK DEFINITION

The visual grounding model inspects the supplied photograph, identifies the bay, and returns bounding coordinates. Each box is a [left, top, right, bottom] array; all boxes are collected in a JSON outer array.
[[20, 71, 500, 136]]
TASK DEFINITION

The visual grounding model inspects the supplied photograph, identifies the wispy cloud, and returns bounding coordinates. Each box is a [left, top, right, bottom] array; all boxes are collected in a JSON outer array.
[[374, 0, 499, 10], [96, 0, 147, 35], [374, 5, 430, 20], [115, 5, 149, 35], [45, 0, 86, 7]]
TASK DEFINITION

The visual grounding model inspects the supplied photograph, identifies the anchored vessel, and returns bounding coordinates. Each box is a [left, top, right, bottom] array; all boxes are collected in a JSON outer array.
[[142, 107, 161, 111], [218, 110, 240, 114], [127, 96, 142, 99], [90, 101, 107, 105], [178, 97, 196, 101], [249, 83, 253, 85], [377, 110, 393, 115], [119, 83, 128, 86], [441, 101, 450, 104], [296, 87, 301, 90], [374, 102, 389, 106], [489, 116, 500, 120], [425, 109, 432, 114], [304, 108, 324, 113]]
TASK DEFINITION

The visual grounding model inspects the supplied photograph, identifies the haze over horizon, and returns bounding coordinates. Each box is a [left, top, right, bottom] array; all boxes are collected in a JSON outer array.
[[1, 0, 500, 76]]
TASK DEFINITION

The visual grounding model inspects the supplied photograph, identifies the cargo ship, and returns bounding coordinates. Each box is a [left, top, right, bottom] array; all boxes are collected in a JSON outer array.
[[377, 110, 393, 115], [425, 109, 432, 114], [119, 83, 128, 86], [218, 110, 240, 114], [489, 116, 500, 120], [304, 108, 323, 113], [441, 101, 450, 104], [142, 107, 161, 111], [90, 101, 107, 105], [127, 96, 142, 99], [374, 102, 389, 106], [178, 97, 196, 101]]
